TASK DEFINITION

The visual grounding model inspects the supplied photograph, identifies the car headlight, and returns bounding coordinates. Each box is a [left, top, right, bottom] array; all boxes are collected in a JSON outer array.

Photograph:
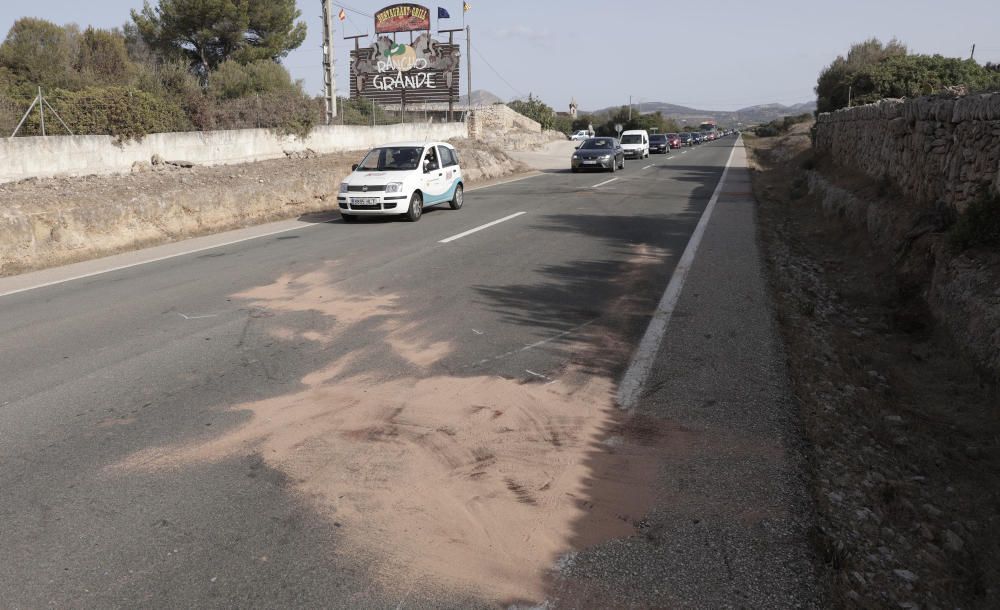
[[599, 154, 611, 160], [385, 182, 403, 193], [339, 182, 349, 193]]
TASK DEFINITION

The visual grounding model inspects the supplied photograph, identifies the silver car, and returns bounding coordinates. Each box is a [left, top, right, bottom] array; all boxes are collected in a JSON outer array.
[[571, 137, 625, 173]]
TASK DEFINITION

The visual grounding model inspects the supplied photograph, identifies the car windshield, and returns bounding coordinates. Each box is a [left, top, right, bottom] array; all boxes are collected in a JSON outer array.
[[680, 132, 691, 138], [650, 135, 667, 142], [580, 138, 613, 149], [666, 133, 678, 138], [620, 134, 643, 144], [357, 146, 423, 171]]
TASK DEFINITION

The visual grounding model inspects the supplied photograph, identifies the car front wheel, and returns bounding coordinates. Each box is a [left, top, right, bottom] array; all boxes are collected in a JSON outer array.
[[405, 192, 423, 222], [449, 183, 464, 210]]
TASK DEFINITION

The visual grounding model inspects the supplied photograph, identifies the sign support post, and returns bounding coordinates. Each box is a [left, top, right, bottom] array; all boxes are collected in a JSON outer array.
[[439, 28, 463, 122], [466, 26, 472, 114], [321, 0, 337, 122]]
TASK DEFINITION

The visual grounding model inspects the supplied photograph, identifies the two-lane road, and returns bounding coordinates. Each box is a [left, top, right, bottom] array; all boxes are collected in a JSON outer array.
[[1, 140, 738, 607]]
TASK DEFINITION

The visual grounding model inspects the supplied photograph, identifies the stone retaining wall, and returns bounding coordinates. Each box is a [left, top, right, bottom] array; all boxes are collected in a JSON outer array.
[[468, 105, 541, 139], [813, 93, 1000, 211]]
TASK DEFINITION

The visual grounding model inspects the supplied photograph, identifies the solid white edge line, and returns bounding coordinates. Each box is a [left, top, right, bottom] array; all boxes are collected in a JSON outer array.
[[616, 137, 742, 410], [0, 171, 546, 299], [591, 177, 619, 188], [0, 223, 312, 299], [438, 211, 526, 243], [642, 164, 653, 170]]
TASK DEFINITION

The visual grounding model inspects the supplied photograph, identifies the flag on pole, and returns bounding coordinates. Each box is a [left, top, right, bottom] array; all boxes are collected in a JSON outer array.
[[438, 7, 450, 18], [463, 2, 470, 11], [338, 8, 346, 21]]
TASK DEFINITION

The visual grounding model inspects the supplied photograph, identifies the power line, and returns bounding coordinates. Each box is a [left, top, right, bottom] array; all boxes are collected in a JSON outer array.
[[470, 43, 524, 99], [337, 3, 374, 18]]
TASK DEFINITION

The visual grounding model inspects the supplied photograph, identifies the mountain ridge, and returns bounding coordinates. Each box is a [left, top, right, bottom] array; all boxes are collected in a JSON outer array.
[[584, 100, 817, 125], [461, 89, 817, 125]]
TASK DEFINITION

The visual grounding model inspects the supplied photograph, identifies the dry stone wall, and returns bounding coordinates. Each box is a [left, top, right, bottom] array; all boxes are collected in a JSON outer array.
[[467, 104, 541, 139], [813, 93, 1000, 211]]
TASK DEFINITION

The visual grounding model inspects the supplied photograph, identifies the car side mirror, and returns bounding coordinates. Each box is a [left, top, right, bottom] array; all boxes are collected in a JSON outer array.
[[351, 163, 359, 171]]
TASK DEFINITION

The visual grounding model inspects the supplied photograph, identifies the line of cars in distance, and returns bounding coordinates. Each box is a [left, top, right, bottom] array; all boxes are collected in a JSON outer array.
[[570, 128, 739, 172]]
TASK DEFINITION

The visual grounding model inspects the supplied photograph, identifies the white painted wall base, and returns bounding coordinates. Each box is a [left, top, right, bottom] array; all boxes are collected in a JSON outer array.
[[0, 122, 468, 184]]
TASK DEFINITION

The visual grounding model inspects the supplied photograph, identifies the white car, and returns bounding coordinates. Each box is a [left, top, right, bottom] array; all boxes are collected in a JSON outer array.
[[570, 130, 594, 141], [619, 129, 650, 159], [338, 141, 464, 222]]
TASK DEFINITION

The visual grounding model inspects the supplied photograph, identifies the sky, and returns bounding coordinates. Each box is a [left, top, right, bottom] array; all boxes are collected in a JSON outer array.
[[2, 0, 999, 112]]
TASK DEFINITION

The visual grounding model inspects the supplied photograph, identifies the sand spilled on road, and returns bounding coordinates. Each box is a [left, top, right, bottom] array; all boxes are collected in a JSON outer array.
[[111, 255, 683, 602]]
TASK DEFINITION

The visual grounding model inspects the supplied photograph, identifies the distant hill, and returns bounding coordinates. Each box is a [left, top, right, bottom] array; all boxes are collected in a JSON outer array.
[[452, 89, 816, 125], [458, 90, 504, 106], [585, 100, 817, 126]]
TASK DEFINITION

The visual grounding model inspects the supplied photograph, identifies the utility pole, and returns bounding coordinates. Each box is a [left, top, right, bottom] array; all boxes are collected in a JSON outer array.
[[466, 26, 473, 112], [847, 85, 852, 108], [970, 43, 976, 60], [628, 95, 632, 121], [321, 0, 337, 123]]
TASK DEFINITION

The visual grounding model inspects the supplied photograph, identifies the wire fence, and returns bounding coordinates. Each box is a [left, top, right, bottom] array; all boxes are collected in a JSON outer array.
[[0, 97, 23, 137], [1, 90, 473, 139]]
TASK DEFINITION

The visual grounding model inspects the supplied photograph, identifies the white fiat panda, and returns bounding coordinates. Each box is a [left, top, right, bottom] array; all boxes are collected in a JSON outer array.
[[338, 141, 464, 222]]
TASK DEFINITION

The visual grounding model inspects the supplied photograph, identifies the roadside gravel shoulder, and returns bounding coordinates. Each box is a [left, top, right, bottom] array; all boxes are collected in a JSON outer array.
[[747, 127, 1000, 608], [546, 141, 822, 607]]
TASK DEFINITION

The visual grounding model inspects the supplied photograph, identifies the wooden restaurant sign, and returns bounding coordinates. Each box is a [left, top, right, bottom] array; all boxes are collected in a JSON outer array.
[[350, 33, 460, 104], [375, 3, 431, 33]]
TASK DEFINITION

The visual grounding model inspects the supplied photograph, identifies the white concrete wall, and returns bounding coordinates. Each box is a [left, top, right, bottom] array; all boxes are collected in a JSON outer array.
[[0, 122, 468, 184]]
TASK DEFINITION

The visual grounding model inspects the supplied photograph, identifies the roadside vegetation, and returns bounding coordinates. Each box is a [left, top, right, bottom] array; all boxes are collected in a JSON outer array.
[[0, 1, 327, 139], [752, 112, 812, 137], [816, 38, 1000, 113], [508, 93, 684, 137]]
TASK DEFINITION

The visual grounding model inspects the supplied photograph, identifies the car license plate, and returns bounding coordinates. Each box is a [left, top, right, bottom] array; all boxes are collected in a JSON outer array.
[[583, 160, 597, 165], [351, 197, 379, 204]]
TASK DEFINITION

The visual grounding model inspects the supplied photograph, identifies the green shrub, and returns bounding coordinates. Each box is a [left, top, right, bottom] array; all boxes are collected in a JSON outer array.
[[0, 95, 20, 135], [949, 190, 1000, 251], [755, 113, 812, 137], [0, 18, 81, 93], [76, 27, 136, 85], [187, 91, 320, 138], [45, 86, 190, 140], [208, 59, 300, 100], [816, 38, 1000, 113], [508, 94, 556, 130], [338, 95, 391, 126]]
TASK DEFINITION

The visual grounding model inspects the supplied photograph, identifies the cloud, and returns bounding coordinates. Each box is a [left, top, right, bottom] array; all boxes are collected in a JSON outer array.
[[494, 25, 551, 47]]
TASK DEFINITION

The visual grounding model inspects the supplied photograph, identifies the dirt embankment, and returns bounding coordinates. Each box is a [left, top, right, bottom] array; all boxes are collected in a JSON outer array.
[[0, 138, 528, 276], [746, 126, 999, 608]]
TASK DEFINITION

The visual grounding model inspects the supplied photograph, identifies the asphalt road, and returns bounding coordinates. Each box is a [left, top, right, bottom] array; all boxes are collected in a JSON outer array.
[[0, 139, 815, 608]]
